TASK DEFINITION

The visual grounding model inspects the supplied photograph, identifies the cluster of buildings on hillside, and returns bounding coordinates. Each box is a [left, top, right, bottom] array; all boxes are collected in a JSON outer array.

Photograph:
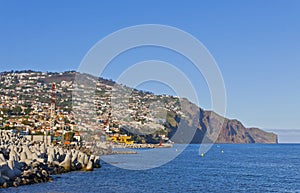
[[73, 75, 183, 143], [0, 71, 184, 145], [0, 71, 78, 143]]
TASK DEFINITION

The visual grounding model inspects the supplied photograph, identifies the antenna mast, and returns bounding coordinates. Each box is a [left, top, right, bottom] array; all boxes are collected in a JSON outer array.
[[50, 83, 56, 138]]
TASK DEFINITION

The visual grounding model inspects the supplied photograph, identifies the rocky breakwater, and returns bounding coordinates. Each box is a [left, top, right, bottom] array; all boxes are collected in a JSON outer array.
[[0, 131, 101, 188]]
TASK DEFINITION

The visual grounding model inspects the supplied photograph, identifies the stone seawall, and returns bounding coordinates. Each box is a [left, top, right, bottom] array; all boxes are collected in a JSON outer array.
[[0, 131, 101, 188], [24, 135, 52, 145]]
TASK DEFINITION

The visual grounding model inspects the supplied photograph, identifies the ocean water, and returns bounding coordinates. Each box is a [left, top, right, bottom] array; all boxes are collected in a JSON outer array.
[[3, 144, 300, 193]]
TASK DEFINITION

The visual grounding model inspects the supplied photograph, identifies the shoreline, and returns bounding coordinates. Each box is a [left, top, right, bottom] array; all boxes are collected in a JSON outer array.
[[112, 143, 173, 149], [0, 134, 281, 189], [0, 131, 173, 189]]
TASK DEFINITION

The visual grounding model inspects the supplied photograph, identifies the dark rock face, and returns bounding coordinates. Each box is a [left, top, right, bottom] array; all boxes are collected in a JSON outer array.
[[215, 119, 277, 144], [167, 100, 278, 144]]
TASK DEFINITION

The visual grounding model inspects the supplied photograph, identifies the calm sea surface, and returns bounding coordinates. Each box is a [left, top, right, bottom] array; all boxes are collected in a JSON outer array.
[[3, 144, 300, 193]]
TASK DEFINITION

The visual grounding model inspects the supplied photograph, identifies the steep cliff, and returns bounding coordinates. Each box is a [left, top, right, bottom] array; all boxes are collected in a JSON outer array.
[[166, 100, 277, 144]]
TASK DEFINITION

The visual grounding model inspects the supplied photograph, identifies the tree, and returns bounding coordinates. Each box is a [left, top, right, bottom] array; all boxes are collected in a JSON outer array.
[[22, 119, 30, 125], [12, 106, 22, 115], [24, 108, 32, 115]]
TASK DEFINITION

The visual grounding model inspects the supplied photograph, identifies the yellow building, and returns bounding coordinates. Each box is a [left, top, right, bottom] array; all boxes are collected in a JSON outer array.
[[107, 135, 134, 144]]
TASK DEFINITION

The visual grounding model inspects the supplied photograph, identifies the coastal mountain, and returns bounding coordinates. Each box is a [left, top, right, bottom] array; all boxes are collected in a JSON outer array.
[[164, 99, 277, 144], [0, 70, 277, 144]]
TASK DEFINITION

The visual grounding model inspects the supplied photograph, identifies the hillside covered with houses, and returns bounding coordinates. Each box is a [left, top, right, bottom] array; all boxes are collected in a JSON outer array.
[[0, 70, 277, 144]]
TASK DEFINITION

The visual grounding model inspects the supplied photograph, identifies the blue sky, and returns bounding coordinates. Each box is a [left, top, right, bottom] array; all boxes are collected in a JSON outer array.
[[0, 0, 300, 142]]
